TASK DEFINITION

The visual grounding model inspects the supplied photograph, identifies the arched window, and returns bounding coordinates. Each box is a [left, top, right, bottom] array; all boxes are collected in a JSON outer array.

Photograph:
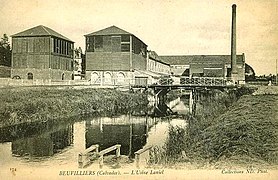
[[62, 73, 65, 80], [27, 73, 33, 80], [91, 72, 100, 84], [104, 72, 112, 85], [117, 72, 125, 84]]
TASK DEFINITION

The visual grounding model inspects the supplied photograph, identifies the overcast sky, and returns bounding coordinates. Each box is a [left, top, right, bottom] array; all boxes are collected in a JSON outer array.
[[0, 0, 277, 75]]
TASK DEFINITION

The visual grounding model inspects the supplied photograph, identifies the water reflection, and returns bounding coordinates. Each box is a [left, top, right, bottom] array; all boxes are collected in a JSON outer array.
[[85, 115, 156, 157], [0, 115, 158, 165], [11, 125, 73, 157], [0, 110, 185, 168]]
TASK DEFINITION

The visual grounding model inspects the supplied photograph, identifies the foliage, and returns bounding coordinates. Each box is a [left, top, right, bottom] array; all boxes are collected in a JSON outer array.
[[0, 34, 12, 67], [0, 87, 148, 127]]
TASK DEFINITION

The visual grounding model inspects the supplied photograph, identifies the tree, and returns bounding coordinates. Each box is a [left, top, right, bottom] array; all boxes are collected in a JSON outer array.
[[0, 34, 12, 67]]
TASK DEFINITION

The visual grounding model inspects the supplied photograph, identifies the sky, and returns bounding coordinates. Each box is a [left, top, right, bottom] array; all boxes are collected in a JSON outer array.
[[0, 0, 277, 75]]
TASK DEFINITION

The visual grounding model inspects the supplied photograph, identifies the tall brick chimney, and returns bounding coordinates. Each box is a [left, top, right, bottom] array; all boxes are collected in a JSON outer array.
[[231, 4, 237, 83]]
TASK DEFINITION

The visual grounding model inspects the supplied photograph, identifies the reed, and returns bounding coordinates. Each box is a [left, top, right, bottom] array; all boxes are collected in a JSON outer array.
[[0, 87, 148, 127]]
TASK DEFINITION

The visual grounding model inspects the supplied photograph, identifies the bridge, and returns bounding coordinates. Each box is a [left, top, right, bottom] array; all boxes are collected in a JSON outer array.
[[136, 77, 235, 89], [89, 76, 235, 88], [88, 76, 238, 117], [130, 76, 238, 117]]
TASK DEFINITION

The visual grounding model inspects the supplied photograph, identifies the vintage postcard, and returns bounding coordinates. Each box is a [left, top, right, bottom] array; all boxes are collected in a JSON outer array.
[[0, 0, 277, 179]]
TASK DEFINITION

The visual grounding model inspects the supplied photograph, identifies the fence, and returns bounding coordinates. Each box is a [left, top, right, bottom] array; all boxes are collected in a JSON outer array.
[[0, 78, 91, 87], [0, 76, 235, 88], [98, 144, 121, 168], [78, 144, 99, 168], [134, 145, 153, 168], [179, 77, 233, 86], [78, 144, 121, 169]]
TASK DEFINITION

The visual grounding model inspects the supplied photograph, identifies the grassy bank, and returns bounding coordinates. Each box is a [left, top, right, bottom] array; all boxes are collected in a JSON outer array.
[[0, 87, 148, 127], [148, 86, 278, 168], [200, 94, 278, 166]]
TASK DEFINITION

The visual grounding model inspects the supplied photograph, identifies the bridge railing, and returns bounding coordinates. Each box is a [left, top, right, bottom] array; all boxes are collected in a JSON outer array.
[[88, 76, 234, 87], [180, 77, 233, 86]]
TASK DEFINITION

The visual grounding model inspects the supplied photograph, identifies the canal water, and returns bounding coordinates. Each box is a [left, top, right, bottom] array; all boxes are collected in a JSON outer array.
[[0, 99, 188, 169]]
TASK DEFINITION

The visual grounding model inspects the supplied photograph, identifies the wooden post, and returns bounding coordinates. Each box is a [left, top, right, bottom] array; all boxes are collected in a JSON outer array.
[[78, 153, 84, 168], [134, 145, 153, 169], [135, 153, 140, 168], [95, 145, 99, 154], [189, 90, 193, 114], [116, 145, 121, 158], [78, 144, 99, 168], [98, 144, 121, 169], [99, 155, 104, 169]]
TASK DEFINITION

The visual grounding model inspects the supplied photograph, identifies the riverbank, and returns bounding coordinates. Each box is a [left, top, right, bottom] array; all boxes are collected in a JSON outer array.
[[148, 86, 278, 169], [0, 87, 148, 128]]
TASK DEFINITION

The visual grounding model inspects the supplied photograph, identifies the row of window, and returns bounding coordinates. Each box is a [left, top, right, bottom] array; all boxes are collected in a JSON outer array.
[[148, 60, 170, 73], [91, 72, 126, 84], [12, 37, 74, 57], [13, 56, 48, 69], [53, 38, 74, 57], [86, 35, 146, 55], [49, 58, 74, 71], [13, 55, 73, 71], [12, 38, 50, 53], [86, 35, 131, 52]]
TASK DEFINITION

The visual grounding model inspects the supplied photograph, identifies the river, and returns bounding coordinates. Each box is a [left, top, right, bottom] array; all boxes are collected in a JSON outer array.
[[0, 98, 188, 169]]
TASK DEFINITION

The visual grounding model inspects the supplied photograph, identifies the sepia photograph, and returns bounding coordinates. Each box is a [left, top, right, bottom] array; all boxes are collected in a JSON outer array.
[[0, 0, 277, 179]]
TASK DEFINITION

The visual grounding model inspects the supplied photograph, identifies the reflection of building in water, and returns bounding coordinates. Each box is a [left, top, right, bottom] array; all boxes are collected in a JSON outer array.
[[11, 125, 73, 157], [85, 116, 154, 157]]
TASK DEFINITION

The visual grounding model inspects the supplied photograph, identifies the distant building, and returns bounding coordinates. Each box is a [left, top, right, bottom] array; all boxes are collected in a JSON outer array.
[[11, 25, 74, 80], [73, 47, 84, 80], [147, 51, 170, 75], [84, 26, 170, 85], [160, 54, 245, 82]]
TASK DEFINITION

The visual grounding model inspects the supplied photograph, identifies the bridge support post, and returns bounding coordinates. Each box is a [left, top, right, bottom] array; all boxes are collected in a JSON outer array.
[[189, 89, 197, 116], [189, 90, 193, 114], [153, 88, 173, 116]]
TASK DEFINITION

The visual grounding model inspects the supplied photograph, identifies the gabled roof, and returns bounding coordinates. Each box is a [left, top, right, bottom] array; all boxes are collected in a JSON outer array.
[[159, 55, 244, 65], [85, 25, 147, 46], [148, 51, 170, 66], [85, 25, 131, 36], [12, 25, 74, 42]]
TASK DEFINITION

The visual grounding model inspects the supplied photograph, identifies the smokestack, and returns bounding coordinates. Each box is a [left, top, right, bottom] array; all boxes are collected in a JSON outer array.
[[231, 4, 237, 82]]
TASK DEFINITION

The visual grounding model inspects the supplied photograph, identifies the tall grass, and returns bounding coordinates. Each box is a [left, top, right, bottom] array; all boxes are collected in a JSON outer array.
[[148, 125, 188, 165], [0, 87, 148, 127], [148, 87, 261, 166], [184, 87, 278, 166]]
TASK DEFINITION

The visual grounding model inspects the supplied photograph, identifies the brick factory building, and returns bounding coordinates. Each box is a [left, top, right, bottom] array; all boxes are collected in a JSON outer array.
[[160, 54, 245, 83], [84, 26, 170, 85], [11, 25, 74, 80]]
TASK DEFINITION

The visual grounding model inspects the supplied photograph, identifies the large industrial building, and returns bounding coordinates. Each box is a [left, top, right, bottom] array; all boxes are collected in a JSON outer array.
[[84, 26, 170, 85], [11, 25, 74, 80], [160, 54, 245, 83], [9, 4, 247, 85]]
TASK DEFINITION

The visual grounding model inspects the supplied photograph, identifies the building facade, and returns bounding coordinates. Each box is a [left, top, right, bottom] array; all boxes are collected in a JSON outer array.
[[160, 54, 245, 83], [11, 25, 74, 80], [147, 51, 170, 75], [85, 26, 170, 86]]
